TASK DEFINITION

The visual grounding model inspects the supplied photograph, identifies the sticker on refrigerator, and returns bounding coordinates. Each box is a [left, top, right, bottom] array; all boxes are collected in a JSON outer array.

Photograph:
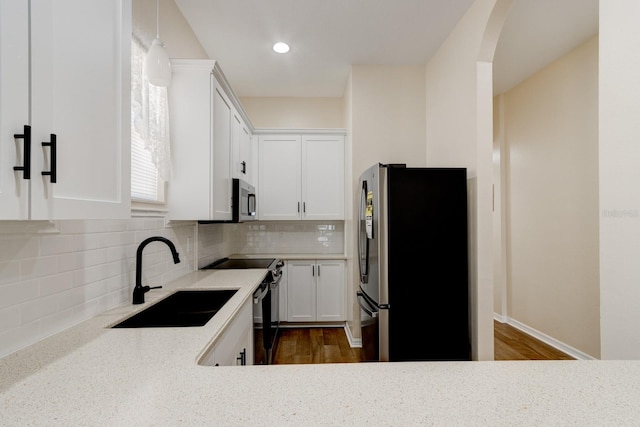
[[366, 190, 374, 239]]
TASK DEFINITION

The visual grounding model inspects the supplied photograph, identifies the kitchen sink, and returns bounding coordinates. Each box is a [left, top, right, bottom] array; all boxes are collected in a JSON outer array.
[[111, 289, 238, 328]]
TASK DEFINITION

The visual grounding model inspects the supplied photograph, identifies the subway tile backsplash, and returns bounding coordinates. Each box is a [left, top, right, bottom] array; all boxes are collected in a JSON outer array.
[[197, 221, 345, 267], [0, 219, 197, 358], [0, 219, 345, 359]]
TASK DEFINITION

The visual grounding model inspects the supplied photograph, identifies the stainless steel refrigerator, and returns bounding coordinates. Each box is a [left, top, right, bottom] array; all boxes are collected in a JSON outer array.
[[356, 163, 471, 362]]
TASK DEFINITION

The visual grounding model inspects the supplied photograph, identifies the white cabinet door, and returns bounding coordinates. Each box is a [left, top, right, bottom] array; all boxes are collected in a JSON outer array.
[[0, 0, 130, 220], [286, 259, 345, 322], [239, 122, 253, 183], [316, 260, 346, 321], [287, 260, 316, 322], [0, 0, 29, 219], [258, 133, 345, 221], [258, 135, 301, 220], [211, 85, 233, 220], [29, 0, 130, 220], [302, 135, 345, 220], [200, 298, 253, 366], [231, 112, 242, 180], [168, 60, 233, 221], [232, 110, 253, 183]]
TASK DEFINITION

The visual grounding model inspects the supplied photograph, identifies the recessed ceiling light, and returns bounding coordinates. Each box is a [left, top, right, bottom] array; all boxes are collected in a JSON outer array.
[[273, 42, 290, 54]]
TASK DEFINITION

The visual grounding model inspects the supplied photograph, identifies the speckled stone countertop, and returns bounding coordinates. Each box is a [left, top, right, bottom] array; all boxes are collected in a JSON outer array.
[[1, 270, 640, 426]]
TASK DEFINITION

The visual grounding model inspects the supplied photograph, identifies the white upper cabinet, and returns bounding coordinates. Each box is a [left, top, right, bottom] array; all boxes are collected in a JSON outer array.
[[258, 133, 345, 221], [301, 135, 345, 220], [258, 135, 302, 221], [232, 109, 255, 185], [1, 0, 131, 220], [168, 60, 253, 221], [0, 0, 29, 219]]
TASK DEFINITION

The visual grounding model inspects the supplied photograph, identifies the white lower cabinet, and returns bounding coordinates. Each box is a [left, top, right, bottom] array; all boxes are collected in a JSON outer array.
[[200, 298, 253, 366], [286, 260, 345, 322]]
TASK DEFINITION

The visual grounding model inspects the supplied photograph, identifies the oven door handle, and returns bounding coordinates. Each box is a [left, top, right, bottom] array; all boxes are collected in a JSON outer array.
[[269, 271, 282, 289], [253, 285, 270, 304]]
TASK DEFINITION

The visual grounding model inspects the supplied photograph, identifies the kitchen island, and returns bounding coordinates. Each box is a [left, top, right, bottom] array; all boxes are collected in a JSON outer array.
[[1, 270, 639, 426]]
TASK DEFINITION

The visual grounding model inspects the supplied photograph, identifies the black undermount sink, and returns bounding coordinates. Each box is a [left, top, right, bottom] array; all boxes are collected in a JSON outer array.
[[112, 289, 238, 328]]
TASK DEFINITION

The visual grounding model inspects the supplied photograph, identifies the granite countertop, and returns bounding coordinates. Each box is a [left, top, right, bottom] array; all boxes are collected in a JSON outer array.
[[2, 270, 640, 426]]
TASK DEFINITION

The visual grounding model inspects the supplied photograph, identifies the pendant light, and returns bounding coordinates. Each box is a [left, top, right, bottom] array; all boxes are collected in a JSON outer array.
[[145, 0, 171, 87]]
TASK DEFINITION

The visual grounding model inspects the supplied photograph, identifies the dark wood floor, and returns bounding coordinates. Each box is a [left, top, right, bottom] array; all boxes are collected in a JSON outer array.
[[273, 327, 361, 364], [493, 320, 573, 360], [272, 321, 573, 365]]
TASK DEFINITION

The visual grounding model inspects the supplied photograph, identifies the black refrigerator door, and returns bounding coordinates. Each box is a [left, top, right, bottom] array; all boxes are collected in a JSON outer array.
[[386, 167, 471, 362]]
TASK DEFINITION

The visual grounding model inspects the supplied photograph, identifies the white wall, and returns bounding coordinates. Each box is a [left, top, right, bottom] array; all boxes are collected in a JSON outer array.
[[501, 36, 600, 358], [599, 0, 640, 359], [425, 0, 511, 361]]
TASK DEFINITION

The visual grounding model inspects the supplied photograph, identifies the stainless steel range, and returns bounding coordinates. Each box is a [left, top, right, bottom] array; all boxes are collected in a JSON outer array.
[[202, 257, 284, 364]]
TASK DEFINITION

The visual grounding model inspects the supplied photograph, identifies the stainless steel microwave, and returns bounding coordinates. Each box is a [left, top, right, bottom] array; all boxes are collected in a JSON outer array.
[[232, 178, 257, 222]]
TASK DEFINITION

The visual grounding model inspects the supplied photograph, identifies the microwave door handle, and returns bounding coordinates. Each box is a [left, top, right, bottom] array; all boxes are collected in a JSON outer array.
[[357, 291, 378, 318]]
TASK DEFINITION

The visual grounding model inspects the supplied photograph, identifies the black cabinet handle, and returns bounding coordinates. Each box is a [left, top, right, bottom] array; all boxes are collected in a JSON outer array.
[[41, 134, 56, 183], [312, 265, 315, 276], [13, 125, 31, 180], [303, 202, 306, 213], [318, 265, 320, 276], [241, 161, 246, 174], [297, 202, 300, 213], [237, 348, 246, 366]]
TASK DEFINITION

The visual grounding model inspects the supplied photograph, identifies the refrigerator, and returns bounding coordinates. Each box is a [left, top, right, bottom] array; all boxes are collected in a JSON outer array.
[[356, 163, 471, 362]]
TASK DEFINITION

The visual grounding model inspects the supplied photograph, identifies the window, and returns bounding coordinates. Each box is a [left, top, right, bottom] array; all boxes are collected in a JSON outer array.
[[131, 36, 171, 205]]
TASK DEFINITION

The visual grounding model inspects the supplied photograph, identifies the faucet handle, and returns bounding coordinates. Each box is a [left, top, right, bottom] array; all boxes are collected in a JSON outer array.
[[149, 286, 162, 290]]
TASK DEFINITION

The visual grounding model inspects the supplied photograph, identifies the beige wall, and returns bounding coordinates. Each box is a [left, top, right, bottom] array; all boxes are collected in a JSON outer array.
[[345, 64, 427, 340], [599, 0, 640, 359], [133, 0, 207, 59], [239, 97, 344, 129], [425, 0, 510, 361], [501, 36, 600, 358], [351, 65, 427, 172]]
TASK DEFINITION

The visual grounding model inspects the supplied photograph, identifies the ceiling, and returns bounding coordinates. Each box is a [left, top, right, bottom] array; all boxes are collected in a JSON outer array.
[[175, 0, 598, 98]]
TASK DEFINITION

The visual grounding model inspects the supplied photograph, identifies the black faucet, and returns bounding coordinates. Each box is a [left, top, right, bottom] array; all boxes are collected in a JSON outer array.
[[133, 236, 181, 304]]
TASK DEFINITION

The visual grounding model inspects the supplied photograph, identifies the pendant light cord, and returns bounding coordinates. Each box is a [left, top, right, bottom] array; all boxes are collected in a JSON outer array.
[[156, 0, 160, 39]]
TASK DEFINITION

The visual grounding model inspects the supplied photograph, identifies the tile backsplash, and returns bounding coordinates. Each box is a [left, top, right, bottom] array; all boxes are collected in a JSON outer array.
[[198, 221, 345, 267], [0, 219, 345, 359], [0, 219, 196, 358]]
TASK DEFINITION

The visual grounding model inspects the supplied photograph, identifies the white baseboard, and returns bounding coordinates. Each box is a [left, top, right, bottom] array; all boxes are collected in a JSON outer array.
[[493, 313, 508, 323], [494, 314, 596, 360], [344, 324, 361, 348]]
